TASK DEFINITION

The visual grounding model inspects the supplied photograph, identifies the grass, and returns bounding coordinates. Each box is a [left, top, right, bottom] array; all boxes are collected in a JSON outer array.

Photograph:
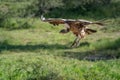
[[0, 18, 120, 80]]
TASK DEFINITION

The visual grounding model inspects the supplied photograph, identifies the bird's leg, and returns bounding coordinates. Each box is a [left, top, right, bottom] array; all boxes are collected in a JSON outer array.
[[71, 38, 78, 48], [76, 37, 81, 47], [71, 35, 81, 48], [75, 35, 81, 47]]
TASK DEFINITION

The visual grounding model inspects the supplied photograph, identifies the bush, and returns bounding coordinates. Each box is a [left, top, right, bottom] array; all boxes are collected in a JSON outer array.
[[0, 18, 35, 29]]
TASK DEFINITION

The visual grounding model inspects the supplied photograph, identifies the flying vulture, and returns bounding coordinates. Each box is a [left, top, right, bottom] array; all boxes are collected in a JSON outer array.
[[41, 15, 103, 48]]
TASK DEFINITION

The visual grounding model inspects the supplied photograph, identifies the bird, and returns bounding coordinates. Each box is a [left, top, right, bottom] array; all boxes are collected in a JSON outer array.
[[41, 15, 103, 48]]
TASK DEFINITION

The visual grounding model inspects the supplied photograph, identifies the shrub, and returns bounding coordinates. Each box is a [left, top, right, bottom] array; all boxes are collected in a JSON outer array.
[[0, 18, 35, 29]]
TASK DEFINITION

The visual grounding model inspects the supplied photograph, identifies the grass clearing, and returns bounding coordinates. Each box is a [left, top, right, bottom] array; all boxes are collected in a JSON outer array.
[[0, 18, 120, 80]]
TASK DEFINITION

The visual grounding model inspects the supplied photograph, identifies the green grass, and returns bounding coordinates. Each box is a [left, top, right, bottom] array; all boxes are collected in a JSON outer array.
[[0, 18, 120, 80]]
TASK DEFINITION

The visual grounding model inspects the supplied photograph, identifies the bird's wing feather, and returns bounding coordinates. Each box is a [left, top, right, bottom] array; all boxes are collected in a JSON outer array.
[[75, 19, 103, 26], [49, 19, 66, 25], [42, 18, 66, 25], [64, 23, 70, 28]]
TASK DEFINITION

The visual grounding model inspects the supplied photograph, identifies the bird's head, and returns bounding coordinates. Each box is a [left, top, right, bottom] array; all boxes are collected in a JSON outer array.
[[41, 15, 46, 21]]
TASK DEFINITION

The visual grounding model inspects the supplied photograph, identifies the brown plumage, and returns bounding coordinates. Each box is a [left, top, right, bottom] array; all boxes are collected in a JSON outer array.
[[41, 15, 103, 48]]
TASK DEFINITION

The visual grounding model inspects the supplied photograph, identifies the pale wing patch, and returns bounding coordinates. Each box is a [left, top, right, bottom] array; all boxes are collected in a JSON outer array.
[[64, 23, 70, 28]]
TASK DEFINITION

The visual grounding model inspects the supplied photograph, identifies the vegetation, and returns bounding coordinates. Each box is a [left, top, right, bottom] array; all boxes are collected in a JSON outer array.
[[0, 0, 120, 80]]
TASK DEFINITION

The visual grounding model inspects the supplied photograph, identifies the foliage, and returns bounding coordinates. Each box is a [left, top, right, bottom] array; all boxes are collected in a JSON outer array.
[[0, 0, 119, 18], [0, 18, 36, 29]]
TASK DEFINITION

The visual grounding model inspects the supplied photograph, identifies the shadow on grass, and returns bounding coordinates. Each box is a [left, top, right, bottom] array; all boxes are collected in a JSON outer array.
[[79, 42, 90, 47], [63, 38, 120, 61], [0, 42, 68, 52], [0, 38, 120, 61]]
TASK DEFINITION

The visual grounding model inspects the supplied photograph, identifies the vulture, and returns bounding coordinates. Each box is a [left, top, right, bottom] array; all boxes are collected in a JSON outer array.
[[41, 15, 103, 48]]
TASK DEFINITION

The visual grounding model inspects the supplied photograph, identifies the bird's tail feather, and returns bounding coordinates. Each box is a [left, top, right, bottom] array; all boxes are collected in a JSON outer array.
[[85, 29, 97, 34], [93, 22, 104, 26]]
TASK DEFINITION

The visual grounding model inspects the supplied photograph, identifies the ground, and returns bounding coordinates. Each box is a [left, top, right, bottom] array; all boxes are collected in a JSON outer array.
[[0, 18, 120, 80]]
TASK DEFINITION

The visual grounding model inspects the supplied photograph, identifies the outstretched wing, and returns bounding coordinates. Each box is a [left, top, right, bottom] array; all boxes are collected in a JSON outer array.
[[41, 15, 103, 26], [41, 15, 66, 26]]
